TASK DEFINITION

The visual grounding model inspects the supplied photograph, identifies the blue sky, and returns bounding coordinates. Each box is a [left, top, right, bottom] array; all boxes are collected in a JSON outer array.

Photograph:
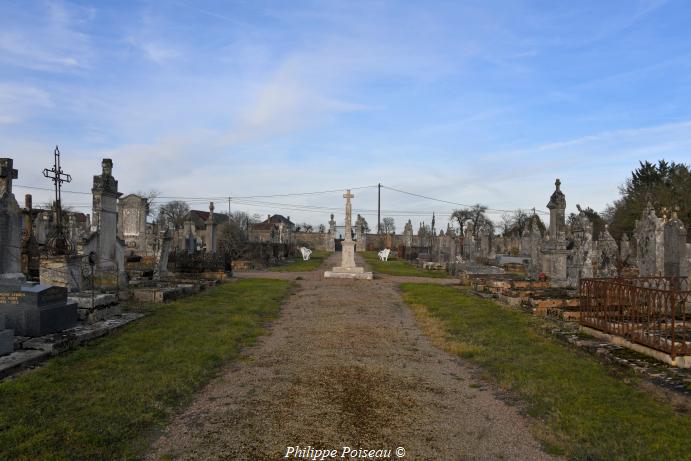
[[2, 0, 691, 229]]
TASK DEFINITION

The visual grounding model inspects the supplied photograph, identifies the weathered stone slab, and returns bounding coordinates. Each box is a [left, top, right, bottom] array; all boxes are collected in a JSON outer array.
[[323, 271, 373, 280], [0, 312, 143, 379], [0, 283, 77, 337]]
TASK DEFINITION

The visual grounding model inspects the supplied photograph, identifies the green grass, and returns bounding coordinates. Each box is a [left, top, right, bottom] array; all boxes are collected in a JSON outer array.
[[362, 251, 452, 278], [401, 283, 691, 461], [268, 250, 330, 272], [0, 279, 292, 461]]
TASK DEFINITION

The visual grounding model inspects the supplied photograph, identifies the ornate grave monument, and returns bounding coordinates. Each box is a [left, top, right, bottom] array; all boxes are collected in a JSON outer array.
[[541, 179, 569, 286], [0, 157, 77, 337], [324, 190, 373, 280]]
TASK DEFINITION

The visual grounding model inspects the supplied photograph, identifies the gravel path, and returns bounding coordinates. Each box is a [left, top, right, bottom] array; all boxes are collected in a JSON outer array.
[[148, 253, 557, 461]]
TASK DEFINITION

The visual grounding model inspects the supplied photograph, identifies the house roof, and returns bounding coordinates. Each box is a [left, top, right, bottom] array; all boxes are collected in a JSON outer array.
[[188, 210, 229, 223], [264, 214, 294, 225]]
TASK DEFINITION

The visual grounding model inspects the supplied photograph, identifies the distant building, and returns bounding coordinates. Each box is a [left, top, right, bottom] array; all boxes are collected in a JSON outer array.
[[249, 214, 296, 244]]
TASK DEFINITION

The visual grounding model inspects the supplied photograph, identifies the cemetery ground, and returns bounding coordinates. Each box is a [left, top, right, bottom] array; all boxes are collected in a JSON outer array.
[[1, 252, 689, 460], [361, 251, 453, 278], [0, 279, 292, 461], [268, 250, 330, 272]]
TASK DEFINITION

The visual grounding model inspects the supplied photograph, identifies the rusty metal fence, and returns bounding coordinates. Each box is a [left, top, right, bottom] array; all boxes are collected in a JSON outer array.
[[579, 277, 690, 359]]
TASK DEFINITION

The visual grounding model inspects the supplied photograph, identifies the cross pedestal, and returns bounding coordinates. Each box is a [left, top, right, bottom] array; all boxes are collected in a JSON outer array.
[[324, 189, 373, 280]]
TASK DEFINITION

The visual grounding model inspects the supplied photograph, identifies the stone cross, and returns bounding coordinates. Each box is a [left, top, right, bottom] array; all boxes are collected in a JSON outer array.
[[0, 158, 18, 197], [343, 189, 354, 242]]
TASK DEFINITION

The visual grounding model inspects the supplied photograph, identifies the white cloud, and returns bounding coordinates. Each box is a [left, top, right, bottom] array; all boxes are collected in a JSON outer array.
[[0, 83, 53, 124]]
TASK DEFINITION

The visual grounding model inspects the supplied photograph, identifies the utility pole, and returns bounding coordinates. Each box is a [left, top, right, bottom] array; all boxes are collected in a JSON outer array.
[[228, 196, 231, 217], [377, 182, 381, 234]]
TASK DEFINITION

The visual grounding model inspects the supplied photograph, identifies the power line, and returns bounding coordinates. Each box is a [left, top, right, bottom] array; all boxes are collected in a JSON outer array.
[[380, 184, 550, 215]]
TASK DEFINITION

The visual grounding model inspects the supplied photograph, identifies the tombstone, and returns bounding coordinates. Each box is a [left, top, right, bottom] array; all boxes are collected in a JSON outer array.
[[327, 214, 337, 251], [207, 202, 217, 254], [154, 227, 172, 278], [528, 217, 542, 274], [541, 179, 568, 285], [21, 195, 41, 280], [634, 201, 664, 276], [324, 190, 372, 279], [118, 194, 149, 252], [0, 158, 24, 282], [403, 220, 413, 248], [596, 225, 618, 277], [0, 159, 77, 336], [354, 214, 366, 252], [620, 234, 631, 266], [567, 206, 593, 287], [81, 159, 126, 287], [663, 209, 688, 277]]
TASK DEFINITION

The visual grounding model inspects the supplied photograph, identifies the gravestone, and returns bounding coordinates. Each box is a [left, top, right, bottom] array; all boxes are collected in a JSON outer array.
[[207, 202, 217, 254], [596, 225, 618, 277], [0, 158, 77, 336], [541, 179, 569, 285], [620, 234, 631, 265], [663, 209, 688, 277], [154, 227, 172, 279], [324, 190, 372, 280], [634, 201, 664, 276], [81, 159, 125, 287], [327, 214, 336, 251], [118, 194, 149, 252], [0, 158, 24, 282], [21, 194, 41, 279], [567, 205, 593, 287], [403, 220, 413, 248]]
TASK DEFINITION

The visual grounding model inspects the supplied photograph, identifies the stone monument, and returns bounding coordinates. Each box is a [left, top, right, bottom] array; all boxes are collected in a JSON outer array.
[[324, 190, 373, 280], [80, 158, 126, 287], [541, 179, 569, 286], [0, 158, 77, 336], [0, 158, 24, 282]]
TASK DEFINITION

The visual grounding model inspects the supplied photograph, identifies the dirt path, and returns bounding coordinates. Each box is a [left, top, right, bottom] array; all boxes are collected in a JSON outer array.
[[149, 253, 556, 460]]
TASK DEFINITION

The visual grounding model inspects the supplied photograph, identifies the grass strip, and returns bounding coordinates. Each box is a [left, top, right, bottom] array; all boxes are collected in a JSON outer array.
[[362, 251, 452, 278], [401, 283, 691, 461], [0, 279, 292, 461], [268, 250, 330, 272]]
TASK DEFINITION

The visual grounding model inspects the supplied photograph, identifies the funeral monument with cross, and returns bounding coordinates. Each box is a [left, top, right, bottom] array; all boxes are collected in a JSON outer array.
[[324, 189, 373, 280]]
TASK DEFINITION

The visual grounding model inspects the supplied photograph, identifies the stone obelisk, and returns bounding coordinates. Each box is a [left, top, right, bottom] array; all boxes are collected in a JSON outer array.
[[324, 190, 373, 280]]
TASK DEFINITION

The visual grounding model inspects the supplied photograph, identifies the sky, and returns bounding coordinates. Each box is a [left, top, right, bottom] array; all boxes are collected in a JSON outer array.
[[2, 0, 691, 231]]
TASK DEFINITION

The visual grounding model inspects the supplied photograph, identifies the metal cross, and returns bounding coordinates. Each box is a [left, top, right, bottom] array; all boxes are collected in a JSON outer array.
[[42, 145, 72, 231]]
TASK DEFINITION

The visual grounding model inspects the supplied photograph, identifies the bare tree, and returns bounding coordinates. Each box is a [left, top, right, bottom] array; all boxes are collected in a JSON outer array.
[[450, 204, 491, 237], [381, 217, 395, 234], [297, 222, 314, 232], [158, 200, 190, 229], [136, 189, 161, 217], [318, 224, 326, 233]]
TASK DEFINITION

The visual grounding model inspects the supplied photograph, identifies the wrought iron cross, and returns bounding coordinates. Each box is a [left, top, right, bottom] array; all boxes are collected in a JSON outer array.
[[42, 145, 72, 231]]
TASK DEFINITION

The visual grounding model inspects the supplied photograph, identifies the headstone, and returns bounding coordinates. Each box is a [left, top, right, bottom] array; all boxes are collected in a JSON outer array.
[[327, 214, 336, 251], [154, 227, 172, 278], [620, 234, 630, 265], [324, 190, 372, 279], [634, 201, 664, 276], [207, 202, 217, 254], [663, 209, 688, 277], [541, 179, 568, 285], [0, 158, 77, 336], [118, 194, 149, 252], [21, 194, 41, 279], [403, 220, 413, 248], [596, 225, 618, 277], [0, 158, 24, 282], [81, 159, 125, 287], [568, 206, 593, 286]]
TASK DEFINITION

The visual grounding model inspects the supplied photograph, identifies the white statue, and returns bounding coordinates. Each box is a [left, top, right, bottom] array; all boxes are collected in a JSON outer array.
[[299, 247, 312, 261], [378, 248, 391, 261]]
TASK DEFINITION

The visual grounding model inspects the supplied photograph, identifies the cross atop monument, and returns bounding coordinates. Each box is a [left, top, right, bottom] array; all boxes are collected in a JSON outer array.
[[42, 146, 73, 255], [555, 178, 561, 190], [0, 158, 18, 196], [343, 190, 354, 200]]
